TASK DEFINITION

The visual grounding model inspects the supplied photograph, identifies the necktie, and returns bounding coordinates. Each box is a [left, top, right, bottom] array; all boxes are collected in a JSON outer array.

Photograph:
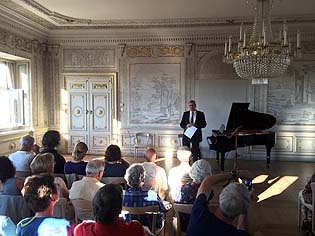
[[190, 112, 194, 123]]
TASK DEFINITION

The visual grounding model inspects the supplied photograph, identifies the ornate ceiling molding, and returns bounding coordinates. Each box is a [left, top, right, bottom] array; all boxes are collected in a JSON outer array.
[[2, 0, 315, 30]]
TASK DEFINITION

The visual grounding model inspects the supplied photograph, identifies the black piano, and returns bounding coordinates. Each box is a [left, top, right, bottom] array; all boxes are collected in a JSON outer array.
[[207, 102, 276, 171]]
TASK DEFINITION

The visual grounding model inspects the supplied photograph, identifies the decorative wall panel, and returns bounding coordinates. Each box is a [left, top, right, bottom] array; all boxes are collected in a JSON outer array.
[[296, 137, 315, 153], [274, 136, 294, 152], [91, 94, 109, 131], [63, 49, 115, 68], [268, 62, 315, 125], [128, 63, 182, 125], [157, 134, 180, 149]]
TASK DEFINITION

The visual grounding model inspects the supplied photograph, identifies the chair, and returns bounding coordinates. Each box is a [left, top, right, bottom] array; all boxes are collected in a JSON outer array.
[[177, 134, 183, 147], [71, 199, 93, 224], [65, 174, 84, 189], [173, 203, 193, 236], [134, 132, 153, 158], [52, 197, 67, 218], [0, 195, 33, 224], [298, 182, 315, 234], [15, 171, 31, 178], [101, 177, 127, 189], [122, 205, 164, 235]]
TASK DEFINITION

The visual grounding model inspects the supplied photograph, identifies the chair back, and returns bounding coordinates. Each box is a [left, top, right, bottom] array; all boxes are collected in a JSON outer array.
[[71, 199, 93, 224], [52, 197, 67, 218], [177, 134, 183, 147], [15, 171, 31, 179], [101, 177, 127, 189], [135, 132, 153, 147], [173, 203, 193, 236], [122, 205, 160, 234], [65, 174, 84, 189], [0, 195, 33, 224]]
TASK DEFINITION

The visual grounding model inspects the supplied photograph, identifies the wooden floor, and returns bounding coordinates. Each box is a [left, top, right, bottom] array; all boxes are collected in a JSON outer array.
[[66, 154, 314, 236]]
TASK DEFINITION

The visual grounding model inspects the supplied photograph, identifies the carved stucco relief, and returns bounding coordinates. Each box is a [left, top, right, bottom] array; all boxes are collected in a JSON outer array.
[[63, 48, 115, 68]]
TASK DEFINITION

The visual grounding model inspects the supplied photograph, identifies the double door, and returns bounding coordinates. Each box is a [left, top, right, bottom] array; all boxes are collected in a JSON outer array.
[[66, 75, 114, 153]]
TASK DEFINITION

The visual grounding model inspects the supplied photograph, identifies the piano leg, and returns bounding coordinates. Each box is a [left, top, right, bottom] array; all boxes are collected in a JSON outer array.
[[220, 152, 226, 171], [266, 145, 273, 168]]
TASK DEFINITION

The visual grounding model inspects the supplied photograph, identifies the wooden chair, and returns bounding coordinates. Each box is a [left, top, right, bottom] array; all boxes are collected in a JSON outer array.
[[134, 132, 153, 158], [71, 199, 93, 224], [298, 182, 315, 234], [177, 134, 183, 147], [52, 197, 67, 218], [122, 205, 164, 235], [15, 171, 31, 178], [101, 177, 127, 189], [0, 195, 32, 224], [173, 203, 193, 236], [65, 174, 84, 189]]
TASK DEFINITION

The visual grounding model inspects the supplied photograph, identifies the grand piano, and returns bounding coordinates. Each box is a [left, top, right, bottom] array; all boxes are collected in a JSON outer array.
[[207, 103, 276, 171]]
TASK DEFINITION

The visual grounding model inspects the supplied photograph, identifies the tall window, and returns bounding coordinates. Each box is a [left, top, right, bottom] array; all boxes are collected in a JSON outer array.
[[0, 60, 30, 130]]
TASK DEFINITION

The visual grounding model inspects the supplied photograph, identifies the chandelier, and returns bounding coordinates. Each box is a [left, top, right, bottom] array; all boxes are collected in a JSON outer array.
[[223, 0, 302, 84]]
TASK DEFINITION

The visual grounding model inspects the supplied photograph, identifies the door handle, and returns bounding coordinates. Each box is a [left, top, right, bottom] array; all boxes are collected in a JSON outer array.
[[86, 110, 89, 114], [90, 110, 93, 114]]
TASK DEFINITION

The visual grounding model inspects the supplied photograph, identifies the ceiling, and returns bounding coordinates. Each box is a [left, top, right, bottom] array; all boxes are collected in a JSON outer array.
[[34, 0, 315, 21]]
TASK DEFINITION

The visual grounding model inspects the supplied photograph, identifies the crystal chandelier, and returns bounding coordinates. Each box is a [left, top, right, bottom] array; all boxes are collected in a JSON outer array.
[[223, 0, 302, 84]]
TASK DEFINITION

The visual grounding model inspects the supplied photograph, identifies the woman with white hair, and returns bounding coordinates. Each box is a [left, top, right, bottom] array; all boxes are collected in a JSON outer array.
[[123, 163, 165, 230], [178, 159, 212, 204]]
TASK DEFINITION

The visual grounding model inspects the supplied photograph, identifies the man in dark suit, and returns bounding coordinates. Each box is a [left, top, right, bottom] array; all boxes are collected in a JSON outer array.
[[180, 100, 207, 162]]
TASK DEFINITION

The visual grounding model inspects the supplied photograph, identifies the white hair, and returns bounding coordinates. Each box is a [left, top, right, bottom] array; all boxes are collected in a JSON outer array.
[[124, 163, 144, 188], [20, 135, 35, 148], [177, 146, 191, 163], [85, 159, 104, 176], [219, 183, 251, 219], [190, 159, 212, 184]]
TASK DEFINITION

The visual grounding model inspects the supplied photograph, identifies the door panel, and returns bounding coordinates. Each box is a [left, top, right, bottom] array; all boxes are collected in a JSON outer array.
[[69, 93, 87, 131], [91, 94, 109, 131], [66, 75, 114, 153]]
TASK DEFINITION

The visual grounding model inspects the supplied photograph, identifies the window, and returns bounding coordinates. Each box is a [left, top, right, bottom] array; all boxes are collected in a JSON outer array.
[[0, 57, 30, 130]]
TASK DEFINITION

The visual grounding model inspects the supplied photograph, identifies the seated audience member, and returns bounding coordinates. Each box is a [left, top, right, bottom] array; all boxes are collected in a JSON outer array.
[[74, 184, 147, 236], [0, 215, 16, 236], [186, 171, 251, 236], [0, 156, 24, 195], [142, 148, 168, 199], [69, 159, 105, 201], [64, 142, 88, 176], [123, 164, 165, 229], [30, 153, 68, 198], [179, 159, 212, 204], [176, 159, 213, 232], [17, 175, 75, 236], [168, 146, 192, 201], [103, 145, 129, 177], [9, 135, 35, 175], [302, 171, 315, 232], [38, 130, 66, 174]]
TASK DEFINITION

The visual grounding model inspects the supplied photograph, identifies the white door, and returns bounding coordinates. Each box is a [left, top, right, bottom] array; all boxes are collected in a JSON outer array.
[[66, 75, 114, 153]]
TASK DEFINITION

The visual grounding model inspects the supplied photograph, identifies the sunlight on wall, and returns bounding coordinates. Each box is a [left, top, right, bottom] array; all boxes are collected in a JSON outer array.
[[112, 119, 121, 144], [257, 176, 298, 203], [60, 89, 69, 140]]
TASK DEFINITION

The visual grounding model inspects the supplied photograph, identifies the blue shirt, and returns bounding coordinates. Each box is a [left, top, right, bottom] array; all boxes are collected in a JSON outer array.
[[123, 187, 165, 230], [186, 194, 249, 236], [64, 161, 87, 175], [17, 217, 74, 236], [0, 177, 21, 196]]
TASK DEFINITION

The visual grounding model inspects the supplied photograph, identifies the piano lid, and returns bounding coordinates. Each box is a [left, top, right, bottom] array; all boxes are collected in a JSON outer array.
[[226, 103, 276, 131]]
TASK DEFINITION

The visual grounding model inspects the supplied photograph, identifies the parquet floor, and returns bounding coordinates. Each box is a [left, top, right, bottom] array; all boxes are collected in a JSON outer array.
[[65, 154, 314, 236]]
